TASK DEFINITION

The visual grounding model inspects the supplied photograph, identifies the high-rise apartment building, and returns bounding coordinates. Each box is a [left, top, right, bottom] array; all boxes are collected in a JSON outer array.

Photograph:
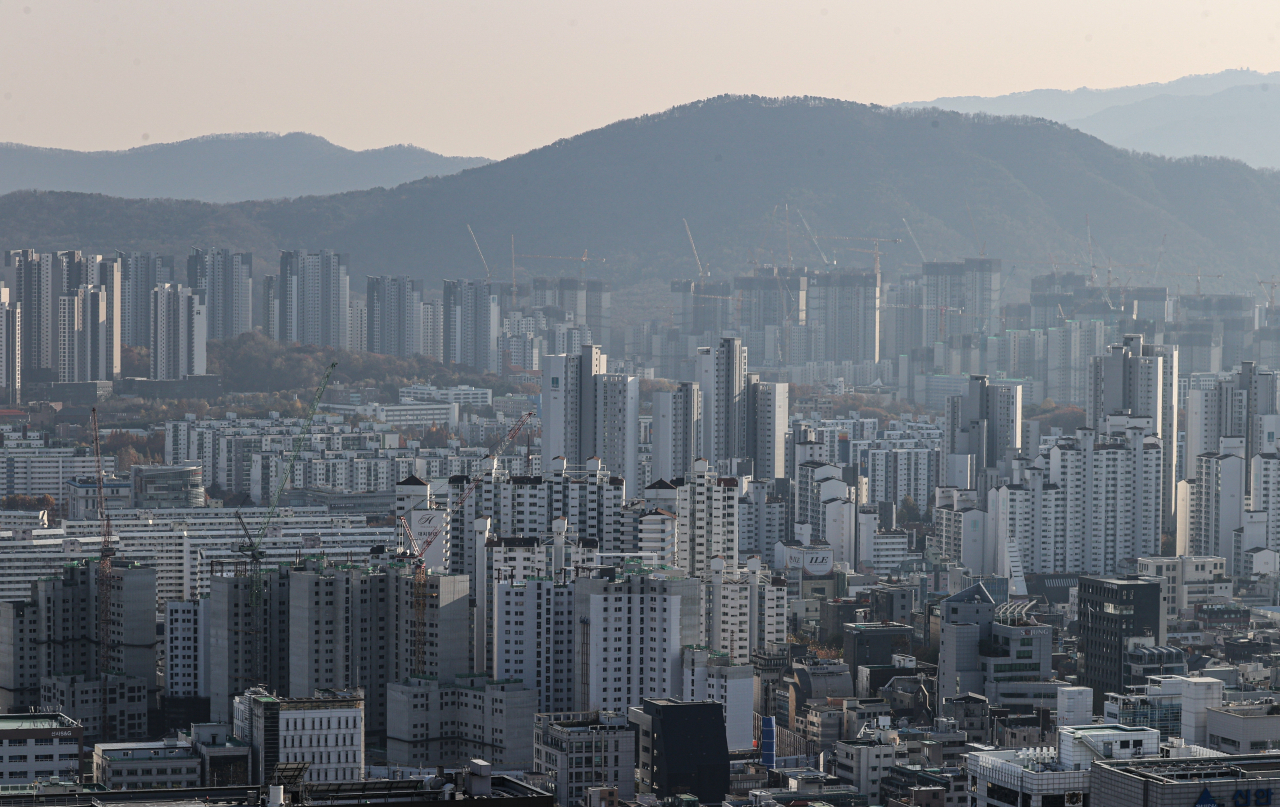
[[366, 276, 423, 357], [923, 258, 1002, 341], [118, 251, 175, 347], [188, 249, 253, 342], [543, 344, 639, 483], [267, 251, 349, 349], [0, 291, 20, 405], [347, 299, 366, 353], [806, 269, 880, 364], [150, 283, 207, 380], [9, 250, 81, 383], [652, 381, 701, 482], [443, 279, 501, 373], [643, 459, 739, 575], [1186, 361, 1278, 485], [945, 374, 1022, 489], [1088, 335, 1179, 533], [697, 337, 748, 465], [744, 378, 788, 480], [988, 418, 1163, 578]]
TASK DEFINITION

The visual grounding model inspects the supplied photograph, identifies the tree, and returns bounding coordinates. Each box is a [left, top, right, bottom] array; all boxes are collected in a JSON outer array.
[[898, 494, 922, 524]]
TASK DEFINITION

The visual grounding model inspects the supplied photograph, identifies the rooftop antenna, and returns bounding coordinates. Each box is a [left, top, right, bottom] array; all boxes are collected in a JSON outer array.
[[467, 225, 491, 280]]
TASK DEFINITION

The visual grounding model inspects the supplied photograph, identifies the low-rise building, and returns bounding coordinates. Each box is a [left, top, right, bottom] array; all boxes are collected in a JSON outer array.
[[968, 725, 1161, 807], [831, 725, 910, 804], [0, 713, 83, 784], [533, 711, 635, 807], [93, 738, 201, 791], [63, 474, 131, 520], [1204, 702, 1280, 754], [132, 464, 205, 510]]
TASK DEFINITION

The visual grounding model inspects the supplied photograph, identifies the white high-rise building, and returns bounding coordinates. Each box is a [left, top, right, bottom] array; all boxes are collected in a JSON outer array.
[[1088, 335, 1179, 531], [543, 344, 608, 469], [493, 577, 579, 713], [745, 379, 788, 480], [574, 572, 704, 712], [652, 381, 701, 482], [0, 292, 20, 405], [268, 250, 349, 349], [1186, 362, 1278, 481], [643, 458, 738, 575], [988, 417, 1163, 577], [1186, 437, 1248, 574], [701, 557, 786, 664], [150, 283, 206, 380]]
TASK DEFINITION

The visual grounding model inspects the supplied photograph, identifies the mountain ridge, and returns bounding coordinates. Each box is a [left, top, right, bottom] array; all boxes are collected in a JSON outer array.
[[0, 132, 490, 203], [0, 95, 1275, 297]]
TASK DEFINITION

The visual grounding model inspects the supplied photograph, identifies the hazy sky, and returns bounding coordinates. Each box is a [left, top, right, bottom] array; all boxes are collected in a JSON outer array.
[[3, 0, 1279, 159]]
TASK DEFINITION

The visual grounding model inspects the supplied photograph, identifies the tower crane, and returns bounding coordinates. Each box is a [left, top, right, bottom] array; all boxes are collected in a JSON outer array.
[[826, 236, 901, 276], [234, 361, 338, 686], [683, 219, 706, 279], [515, 250, 606, 282], [407, 411, 535, 677]]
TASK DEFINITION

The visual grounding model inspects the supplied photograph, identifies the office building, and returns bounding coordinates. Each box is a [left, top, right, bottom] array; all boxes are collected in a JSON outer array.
[[94, 737, 201, 791], [233, 687, 364, 785], [165, 598, 209, 700], [131, 463, 205, 509], [533, 710, 635, 807], [1077, 576, 1167, 712], [0, 713, 84, 784], [150, 283, 207, 380], [630, 699, 730, 804]]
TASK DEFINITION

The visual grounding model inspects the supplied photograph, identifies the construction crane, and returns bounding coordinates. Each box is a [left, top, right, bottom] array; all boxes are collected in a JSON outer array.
[[1129, 267, 1224, 297], [408, 411, 535, 677], [826, 236, 901, 276], [795, 211, 830, 266], [467, 225, 491, 280], [234, 361, 338, 686], [515, 250, 605, 282], [90, 407, 117, 739], [683, 219, 706, 279], [1259, 275, 1280, 309]]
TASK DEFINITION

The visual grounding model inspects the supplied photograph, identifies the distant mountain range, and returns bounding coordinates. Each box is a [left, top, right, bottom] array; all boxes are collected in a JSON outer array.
[[0, 133, 490, 202], [2, 95, 1279, 295], [903, 69, 1280, 169]]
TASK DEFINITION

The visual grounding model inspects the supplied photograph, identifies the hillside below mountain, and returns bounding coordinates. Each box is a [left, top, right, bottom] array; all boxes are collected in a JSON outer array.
[[0, 133, 490, 202], [2, 95, 1278, 296]]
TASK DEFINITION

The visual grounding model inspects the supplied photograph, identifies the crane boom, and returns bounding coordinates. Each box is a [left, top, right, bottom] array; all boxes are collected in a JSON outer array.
[[415, 411, 535, 559], [683, 219, 705, 279], [467, 224, 491, 279]]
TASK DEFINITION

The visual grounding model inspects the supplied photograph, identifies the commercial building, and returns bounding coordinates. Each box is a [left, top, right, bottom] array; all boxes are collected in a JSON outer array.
[[1204, 703, 1280, 754], [233, 687, 364, 786], [1077, 576, 1167, 712], [0, 713, 83, 784], [630, 699, 730, 804], [533, 710, 636, 807], [93, 738, 201, 791], [131, 464, 205, 510]]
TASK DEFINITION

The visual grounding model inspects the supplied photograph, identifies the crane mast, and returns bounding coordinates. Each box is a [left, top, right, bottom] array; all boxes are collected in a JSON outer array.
[[410, 411, 534, 677]]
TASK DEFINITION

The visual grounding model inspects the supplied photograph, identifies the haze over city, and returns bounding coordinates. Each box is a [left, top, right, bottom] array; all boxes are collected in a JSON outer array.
[[5, 4, 1280, 807]]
